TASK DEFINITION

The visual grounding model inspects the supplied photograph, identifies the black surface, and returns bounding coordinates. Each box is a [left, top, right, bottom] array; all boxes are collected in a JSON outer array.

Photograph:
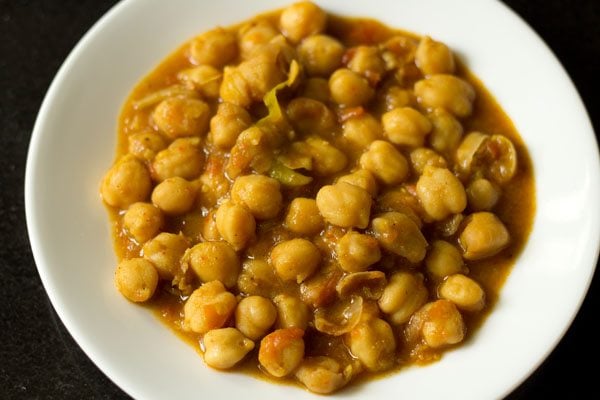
[[0, 0, 598, 398]]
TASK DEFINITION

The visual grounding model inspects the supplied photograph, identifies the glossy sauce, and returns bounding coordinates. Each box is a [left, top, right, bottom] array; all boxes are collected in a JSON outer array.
[[107, 10, 535, 390]]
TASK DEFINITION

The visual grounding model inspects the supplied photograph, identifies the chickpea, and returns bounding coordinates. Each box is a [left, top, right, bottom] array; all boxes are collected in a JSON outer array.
[[347, 46, 385, 83], [295, 356, 347, 394], [231, 174, 282, 220], [239, 20, 279, 59], [219, 67, 249, 108], [383, 35, 415, 60], [286, 97, 336, 137], [177, 65, 222, 99], [101, 155, 152, 208], [382, 107, 432, 147], [271, 238, 321, 283], [410, 147, 447, 175], [259, 328, 305, 377], [359, 140, 409, 185], [342, 113, 382, 149], [475, 135, 518, 184], [185, 241, 241, 288], [226, 126, 273, 179], [376, 187, 423, 228], [408, 300, 465, 348], [153, 97, 210, 139], [273, 294, 310, 330], [380, 86, 414, 111], [201, 210, 221, 242], [416, 166, 467, 220], [425, 240, 464, 280], [210, 102, 253, 150], [305, 136, 348, 176], [439, 274, 485, 312], [428, 108, 463, 156], [414, 74, 475, 118], [203, 328, 255, 369], [415, 36, 455, 76], [195, 160, 230, 207], [459, 212, 510, 260], [235, 296, 277, 340], [215, 201, 256, 251], [152, 137, 204, 182], [336, 231, 381, 272], [337, 169, 378, 197], [151, 177, 196, 216], [297, 34, 344, 76], [371, 212, 427, 263], [455, 132, 489, 176], [263, 34, 297, 65], [347, 318, 395, 371], [466, 178, 500, 211], [127, 131, 166, 161], [237, 259, 280, 297], [378, 272, 428, 325], [300, 77, 330, 103], [114, 258, 159, 302], [183, 281, 237, 333], [142, 232, 189, 280], [189, 27, 237, 67], [316, 182, 372, 229], [284, 198, 323, 235], [123, 202, 163, 243], [329, 68, 374, 107], [220, 49, 286, 107], [279, 1, 326, 43]]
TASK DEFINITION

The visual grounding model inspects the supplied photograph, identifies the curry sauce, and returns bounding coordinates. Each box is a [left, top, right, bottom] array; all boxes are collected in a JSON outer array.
[[102, 3, 535, 394]]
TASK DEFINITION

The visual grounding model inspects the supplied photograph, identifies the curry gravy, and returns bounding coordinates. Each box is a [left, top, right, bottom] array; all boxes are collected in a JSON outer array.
[[106, 9, 535, 392]]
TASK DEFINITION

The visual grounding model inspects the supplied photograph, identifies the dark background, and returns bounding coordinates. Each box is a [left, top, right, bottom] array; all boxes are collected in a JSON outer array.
[[0, 0, 598, 398]]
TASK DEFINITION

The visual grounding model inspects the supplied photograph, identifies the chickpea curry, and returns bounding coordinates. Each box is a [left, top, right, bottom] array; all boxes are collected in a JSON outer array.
[[101, 1, 535, 394]]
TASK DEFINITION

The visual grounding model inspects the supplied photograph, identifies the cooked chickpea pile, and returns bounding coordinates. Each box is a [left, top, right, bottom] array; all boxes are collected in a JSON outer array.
[[101, 1, 533, 394]]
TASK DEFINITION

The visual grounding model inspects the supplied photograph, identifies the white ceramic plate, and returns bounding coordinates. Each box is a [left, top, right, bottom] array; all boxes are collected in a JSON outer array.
[[25, 0, 600, 399]]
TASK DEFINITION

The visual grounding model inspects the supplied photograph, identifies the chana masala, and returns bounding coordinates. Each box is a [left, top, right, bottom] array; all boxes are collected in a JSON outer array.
[[100, 1, 535, 394]]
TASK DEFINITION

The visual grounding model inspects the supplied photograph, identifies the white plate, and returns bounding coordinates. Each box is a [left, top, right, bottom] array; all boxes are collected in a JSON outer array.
[[25, 0, 600, 399]]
